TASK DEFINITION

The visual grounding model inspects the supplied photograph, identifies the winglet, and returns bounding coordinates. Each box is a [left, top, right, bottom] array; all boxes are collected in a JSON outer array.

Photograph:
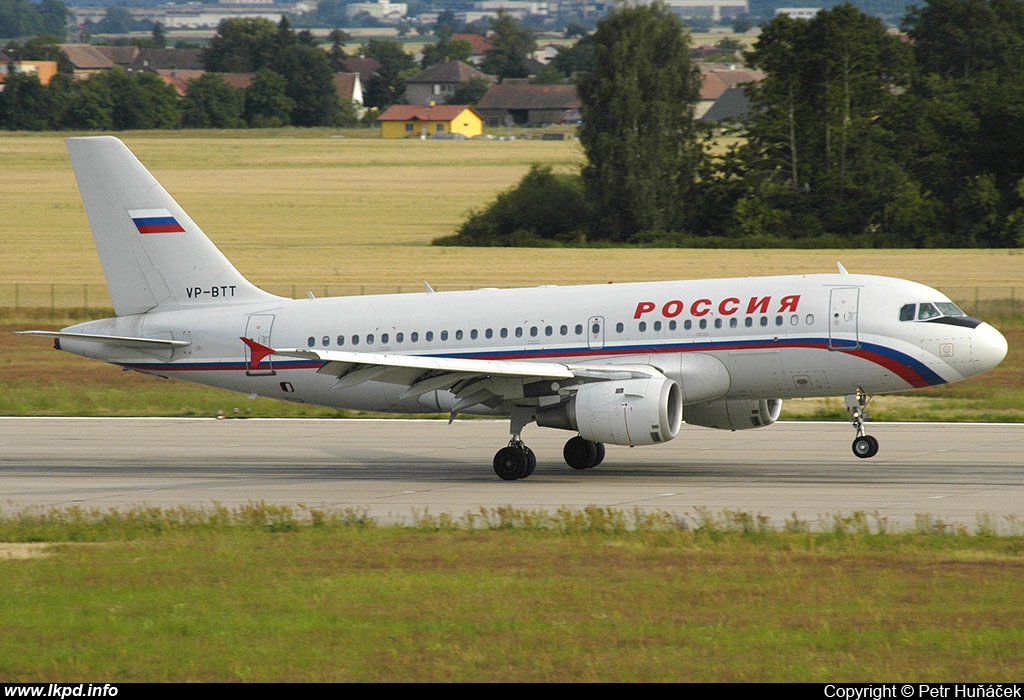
[[240, 337, 275, 369], [837, 262, 849, 275]]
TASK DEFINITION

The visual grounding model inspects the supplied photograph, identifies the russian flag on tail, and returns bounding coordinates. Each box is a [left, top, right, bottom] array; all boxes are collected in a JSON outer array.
[[128, 208, 185, 234]]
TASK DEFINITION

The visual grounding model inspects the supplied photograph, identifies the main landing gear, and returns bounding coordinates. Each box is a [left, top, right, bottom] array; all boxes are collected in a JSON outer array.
[[846, 389, 879, 459], [492, 408, 606, 480]]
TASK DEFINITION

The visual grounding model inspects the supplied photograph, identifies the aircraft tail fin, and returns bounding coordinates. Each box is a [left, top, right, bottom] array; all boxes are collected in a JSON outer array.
[[65, 136, 282, 317]]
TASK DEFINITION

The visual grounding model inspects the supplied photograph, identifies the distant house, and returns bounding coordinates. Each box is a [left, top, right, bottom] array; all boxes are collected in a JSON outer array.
[[130, 48, 204, 72], [404, 59, 495, 105], [0, 60, 58, 86], [700, 85, 754, 125], [59, 44, 115, 79], [341, 57, 382, 89], [697, 67, 762, 119], [475, 83, 579, 126], [450, 34, 494, 66], [376, 104, 484, 139]]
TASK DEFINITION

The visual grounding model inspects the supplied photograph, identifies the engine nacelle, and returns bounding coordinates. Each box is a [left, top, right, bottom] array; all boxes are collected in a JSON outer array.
[[684, 398, 782, 431], [536, 376, 682, 446]]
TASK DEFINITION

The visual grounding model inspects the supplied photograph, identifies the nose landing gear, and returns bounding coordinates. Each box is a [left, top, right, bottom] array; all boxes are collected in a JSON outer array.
[[846, 390, 879, 458]]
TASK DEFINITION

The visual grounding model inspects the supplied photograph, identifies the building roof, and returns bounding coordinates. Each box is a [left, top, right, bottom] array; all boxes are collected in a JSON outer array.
[[93, 45, 140, 67], [59, 44, 115, 70], [450, 34, 494, 56], [406, 59, 493, 85], [377, 104, 482, 122], [700, 85, 754, 123], [131, 48, 204, 72], [341, 56, 382, 85], [333, 72, 361, 101], [699, 68, 762, 101], [476, 83, 579, 110]]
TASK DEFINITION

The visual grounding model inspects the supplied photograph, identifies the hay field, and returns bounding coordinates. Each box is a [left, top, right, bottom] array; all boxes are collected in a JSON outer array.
[[4, 130, 1024, 298]]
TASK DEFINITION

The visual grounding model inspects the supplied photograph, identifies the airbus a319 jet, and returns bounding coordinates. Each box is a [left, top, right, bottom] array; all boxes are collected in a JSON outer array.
[[20, 136, 1009, 480]]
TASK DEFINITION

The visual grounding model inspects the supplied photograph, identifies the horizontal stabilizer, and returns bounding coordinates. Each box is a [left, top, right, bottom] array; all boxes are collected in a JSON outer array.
[[17, 331, 191, 349]]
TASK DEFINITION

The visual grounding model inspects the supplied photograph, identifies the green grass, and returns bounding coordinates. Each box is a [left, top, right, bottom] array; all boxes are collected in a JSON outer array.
[[1, 505, 1023, 682]]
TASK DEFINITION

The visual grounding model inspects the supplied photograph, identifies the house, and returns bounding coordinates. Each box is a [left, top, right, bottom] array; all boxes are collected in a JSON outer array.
[[333, 72, 364, 109], [341, 56, 382, 89], [697, 67, 762, 119], [474, 83, 579, 126], [129, 48, 204, 72], [700, 85, 754, 126], [450, 34, 494, 66], [403, 59, 495, 105], [59, 44, 115, 79], [0, 60, 58, 86], [376, 104, 484, 139]]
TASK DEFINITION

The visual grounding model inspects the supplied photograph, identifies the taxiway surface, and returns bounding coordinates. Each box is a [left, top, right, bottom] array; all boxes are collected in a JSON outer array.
[[1, 418, 1021, 531]]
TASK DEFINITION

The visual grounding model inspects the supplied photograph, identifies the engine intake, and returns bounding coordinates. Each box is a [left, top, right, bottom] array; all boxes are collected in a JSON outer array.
[[683, 399, 782, 431], [537, 376, 682, 446]]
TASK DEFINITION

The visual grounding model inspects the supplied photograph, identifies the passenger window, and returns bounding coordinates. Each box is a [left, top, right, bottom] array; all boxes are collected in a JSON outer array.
[[730, 318, 737, 328], [322, 336, 330, 347], [366, 334, 374, 345], [307, 337, 315, 347], [485, 329, 493, 339], [425, 331, 433, 341], [545, 326, 553, 336], [560, 325, 568, 336], [455, 330, 463, 340], [501, 328, 508, 339], [638, 321, 647, 332], [669, 320, 677, 331], [616, 322, 624, 333], [714, 318, 722, 329], [396, 333, 403, 343], [337, 335, 345, 346], [515, 328, 523, 338], [352, 335, 360, 345], [576, 324, 584, 335], [470, 329, 478, 340], [441, 331, 449, 341], [381, 333, 389, 344], [411, 332, 419, 342]]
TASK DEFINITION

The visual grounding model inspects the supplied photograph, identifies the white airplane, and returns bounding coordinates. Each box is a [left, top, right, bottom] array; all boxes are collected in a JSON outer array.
[[21, 136, 1009, 480]]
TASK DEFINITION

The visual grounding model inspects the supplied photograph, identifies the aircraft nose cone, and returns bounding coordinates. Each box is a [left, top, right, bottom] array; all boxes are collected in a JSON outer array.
[[972, 323, 1008, 374]]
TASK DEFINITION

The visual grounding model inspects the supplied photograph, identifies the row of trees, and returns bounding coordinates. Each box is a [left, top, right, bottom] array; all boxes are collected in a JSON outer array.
[[440, 0, 1024, 249], [0, 19, 360, 129]]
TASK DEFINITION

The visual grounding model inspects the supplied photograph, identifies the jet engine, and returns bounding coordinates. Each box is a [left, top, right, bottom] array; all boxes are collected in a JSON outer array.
[[683, 398, 782, 431], [536, 376, 682, 446]]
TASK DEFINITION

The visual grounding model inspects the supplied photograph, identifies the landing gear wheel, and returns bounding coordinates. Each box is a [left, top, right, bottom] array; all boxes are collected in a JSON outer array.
[[493, 444, 534, 480], [564, 436, 603, 470], [852, 434, 879, 459]]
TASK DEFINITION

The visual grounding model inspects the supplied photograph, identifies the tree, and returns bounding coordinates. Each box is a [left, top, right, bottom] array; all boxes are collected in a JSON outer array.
[[203, 17, 279, 72], [271, 43, 341, 126], [326, 27, 350, 71], [445, 76, 492, 105], [180, 73, 245, 128], [577, 2, 703, 241], [420, 37, 472, 68], [737, 4, 914, 239], [244, 68, 294, 127], [152, 21, 167, 49], [479, 10, 536, 80], [361, 39, 415, 109]]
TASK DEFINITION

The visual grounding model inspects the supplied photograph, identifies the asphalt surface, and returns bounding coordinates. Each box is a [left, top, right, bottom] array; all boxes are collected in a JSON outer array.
[[1, 418, 1022, 531]]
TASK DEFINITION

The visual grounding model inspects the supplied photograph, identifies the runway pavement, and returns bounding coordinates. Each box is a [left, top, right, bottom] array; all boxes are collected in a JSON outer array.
[[1, 417, 1021, 531]]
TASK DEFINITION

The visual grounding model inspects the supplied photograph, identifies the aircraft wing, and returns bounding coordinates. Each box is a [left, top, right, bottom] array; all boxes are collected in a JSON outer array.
[[243, 338, 663, 414]]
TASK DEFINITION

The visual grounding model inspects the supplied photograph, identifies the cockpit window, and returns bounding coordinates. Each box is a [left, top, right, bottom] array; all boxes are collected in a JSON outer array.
[[918, 303, 941, 320], [900, 301, 968, 322]]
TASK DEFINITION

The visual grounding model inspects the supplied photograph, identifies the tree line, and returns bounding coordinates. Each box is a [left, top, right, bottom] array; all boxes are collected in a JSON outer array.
[[0, 18, 360, 129], [437, 0, 1024, 249]]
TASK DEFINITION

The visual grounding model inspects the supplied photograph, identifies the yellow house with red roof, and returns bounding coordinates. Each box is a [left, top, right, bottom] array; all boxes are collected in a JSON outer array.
[[376, 104, 484, 139]]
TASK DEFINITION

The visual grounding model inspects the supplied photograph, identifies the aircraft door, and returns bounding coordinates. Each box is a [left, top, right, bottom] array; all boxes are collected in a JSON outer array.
[[587, 316, 605, 349], [828, 288, 860, 350], [245, 313, 276, 375]]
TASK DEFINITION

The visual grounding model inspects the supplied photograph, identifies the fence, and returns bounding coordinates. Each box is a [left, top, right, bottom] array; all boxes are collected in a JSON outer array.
[[2, 283, 1023, 318]]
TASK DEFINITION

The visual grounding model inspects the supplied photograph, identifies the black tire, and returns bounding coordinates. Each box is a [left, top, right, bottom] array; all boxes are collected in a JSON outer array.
[[852, 435, 877, 459], [494, 446, 529, 480], [591, 442, 606, 468], [564, 436, 598, 470]]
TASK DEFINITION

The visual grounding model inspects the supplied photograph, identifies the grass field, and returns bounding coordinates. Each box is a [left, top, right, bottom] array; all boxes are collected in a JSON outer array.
[[1, 506, 1023, 682]]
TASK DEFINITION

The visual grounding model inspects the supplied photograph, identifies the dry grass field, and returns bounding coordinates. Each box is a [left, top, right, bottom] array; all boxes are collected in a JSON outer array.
[[5, 129, 1024, 297]]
